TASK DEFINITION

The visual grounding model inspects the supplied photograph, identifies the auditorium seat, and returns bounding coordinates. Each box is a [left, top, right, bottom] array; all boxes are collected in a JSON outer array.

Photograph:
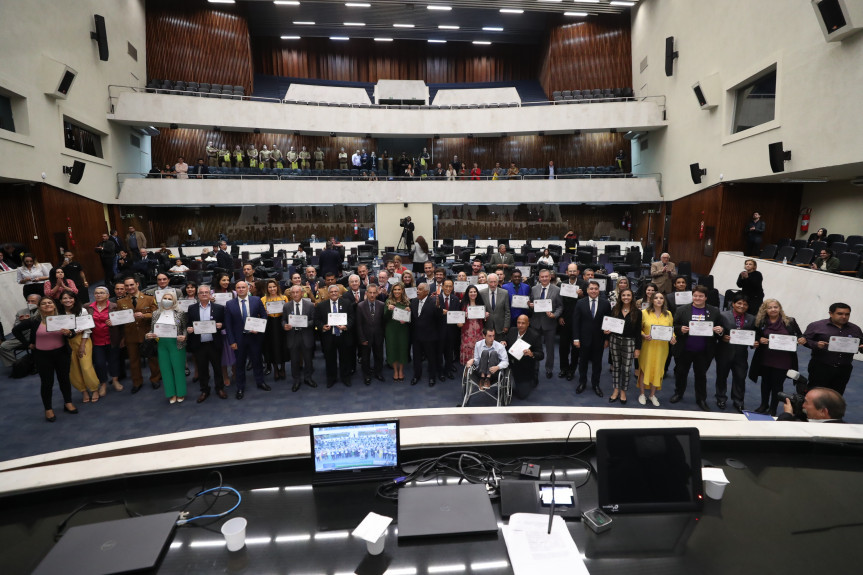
[[776, 238, 792, 249], [845, 235, 863, 248], [809, 240, 827, 254], [792, 248, 814, 266], [775, 245, 796, 262], [826, 233, 845, 244], [791, 239, 808, 251], [759, 244, 777, 260], [838, 252, 861, 275]]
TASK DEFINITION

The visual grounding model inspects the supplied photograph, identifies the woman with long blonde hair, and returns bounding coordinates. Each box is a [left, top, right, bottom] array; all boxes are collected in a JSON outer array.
[[749, 299, 805, 415]]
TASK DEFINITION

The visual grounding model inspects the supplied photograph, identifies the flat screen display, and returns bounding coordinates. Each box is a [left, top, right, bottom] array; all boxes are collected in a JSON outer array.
[[596, 427, 703, 513], [310, 420, 399, 474]]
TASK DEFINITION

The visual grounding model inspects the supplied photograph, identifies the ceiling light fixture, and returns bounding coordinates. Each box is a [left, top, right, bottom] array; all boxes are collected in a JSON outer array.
[[439, 25, 459, 29], [428, 39, 447, 43], [610, 1, 636, 6], [538, 0, 562, 3], [293, 21, 315, 25], [427, 5, 452, 11], [482, 27, 503, 31], [574, 0, 601, 3], [280, 35, 301, 39], [344, 22, 366, 26], [345, 2, 371, 6], [472, 41, 492, 45], [374, 37, 394, 42], [564, 12, 589, 16], [500, 9, 524, 14], [330, 36, 350, 40], [208, 0, 235, 4], [273, 1, 300, 5], [393, 23, 415, 28]]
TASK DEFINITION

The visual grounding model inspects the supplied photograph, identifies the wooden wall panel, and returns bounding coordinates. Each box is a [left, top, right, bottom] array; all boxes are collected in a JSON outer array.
[[146, 0, 253, 94], [539, 15, 632, 98], [151, 129, 626, 172], [253, 37, 539, 83], [665, 185, 725, 276]]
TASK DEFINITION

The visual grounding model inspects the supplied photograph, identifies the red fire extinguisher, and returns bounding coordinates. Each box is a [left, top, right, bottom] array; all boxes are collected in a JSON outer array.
[[800, 208, 811, 233], [698, 211, 705, 240], [353, 219, 359, 237]]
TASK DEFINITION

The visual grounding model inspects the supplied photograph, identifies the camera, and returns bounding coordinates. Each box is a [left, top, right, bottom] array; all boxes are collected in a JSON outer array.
[[399, 217, 410, 228], [778, 370, 809, 418]]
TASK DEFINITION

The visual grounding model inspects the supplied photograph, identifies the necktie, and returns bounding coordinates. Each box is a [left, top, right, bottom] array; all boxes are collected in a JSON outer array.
[[132, 296, 137, 309], [418, 298, 424, 315], [445, 297, 449, 311], [355, 292, 360, 303], [541, 287, 546, 300], [369, 301, 375, 318], [241, 299, 248, 320], [0, 261, 8, 271], [491, 290, 496, 311], [295, 302, 299, 316], [332, 302, 340, 335], [591, 298, 596, 318]]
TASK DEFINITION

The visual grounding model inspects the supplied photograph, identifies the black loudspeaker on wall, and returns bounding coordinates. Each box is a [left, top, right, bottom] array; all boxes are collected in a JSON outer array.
[[91, 15, 109, 61], [63, 161, 86, 185], [689, 163, 706, 184], [768, 142, 791, 173], [665, 36, 679, 77]]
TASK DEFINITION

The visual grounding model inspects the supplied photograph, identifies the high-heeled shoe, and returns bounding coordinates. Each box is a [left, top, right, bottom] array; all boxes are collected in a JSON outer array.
[[63, 404, 79, 415], [45, 410, 56, 422]]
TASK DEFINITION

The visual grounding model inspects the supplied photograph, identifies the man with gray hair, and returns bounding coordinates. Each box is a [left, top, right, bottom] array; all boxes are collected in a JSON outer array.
[[283, 284, 317, 392], [650, 252, 677, 294]]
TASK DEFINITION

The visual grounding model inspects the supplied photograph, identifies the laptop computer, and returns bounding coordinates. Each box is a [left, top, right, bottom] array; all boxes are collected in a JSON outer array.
[[32, 512, 179, 575], [397, 484, 498, 539], [310, 419, 401, 485]]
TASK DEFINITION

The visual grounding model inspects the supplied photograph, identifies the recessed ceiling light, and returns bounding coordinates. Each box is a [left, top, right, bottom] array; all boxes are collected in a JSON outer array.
[[330, 36, 350, 40], [500, 9, 524, 14], [208, 0, 235, 4], [538, 0, 562, 2], [610, 1, 636, 6], [345, 2, 371, 6], [439, 25, 459, 29], [574, 0, 601, 3], [344, 22, 366, 26], [427, 5, 452, 11], [564, 12, 589, 16], [273, 1, 300, 5], [293, 21, 315, 25], [472, 41, 492, 45], [482, 27, 503, 31], [428, 39, 447, 43], [393, 23, 415, 28], [374, 37, 394, 42], [280, 35, 301, 39]]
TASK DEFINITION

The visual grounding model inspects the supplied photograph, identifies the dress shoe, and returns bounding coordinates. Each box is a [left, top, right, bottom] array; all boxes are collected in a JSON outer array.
[[364, 378, 371, 385], [566, 372, 574, 381], [196, 393, 209, 403], [45, 411, 56, 423], [558, 371, 567, 378], [326, 381, 336, 389], [669, 394, 683, 404], [717, 399, 727, 410], [305, 379, 318, 388], [620, 398, 627, 405], [264, 366, 272, 376], [343, 379, 352, 387], [410, 378, 419, 386], [429, 379, 436, 387], [292, 381, 301, 392], [438, 374, 446, 382], [64, 405, 79, 414], [235, 390, 244, 400], [246, 360, 252, 371], [257, 383, 272, 391], [375, 375, 385, 382], [754, 404, 768, 414], [152, 381, 162, 390], [546, 371, 553, 379], [593, 387, 604, 398], [217, 390, 228, 399], [697, 399, 710, 411], [447, 372, 455, 380], [177, 396, 185, 403], [609, 395, 619, 404], [192, 377, 199, 383], [733, 402, 744, 413], [131, 385, 142, 394], [576, 383, 586, 394]]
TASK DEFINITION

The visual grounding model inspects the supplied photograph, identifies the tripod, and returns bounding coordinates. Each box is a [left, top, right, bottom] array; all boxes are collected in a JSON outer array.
[[397, 228, 409, 252]]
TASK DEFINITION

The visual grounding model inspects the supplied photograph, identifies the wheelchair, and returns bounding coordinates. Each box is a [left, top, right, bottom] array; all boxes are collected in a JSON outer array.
[[459, 362, 513, 407]]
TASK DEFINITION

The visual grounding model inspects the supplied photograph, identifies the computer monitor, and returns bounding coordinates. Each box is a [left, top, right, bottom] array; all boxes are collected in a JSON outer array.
[[596, 427, 704, 513], [310, 420, 400, 484]]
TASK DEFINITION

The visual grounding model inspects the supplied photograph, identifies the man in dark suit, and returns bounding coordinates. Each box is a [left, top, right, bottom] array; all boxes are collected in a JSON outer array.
[[483, 273, 511, 342], [714, 293, 755, 412], [670, 285, 723, 411], [191, 158, 210, 179], [282, 284, 317, 392], [572, 280, 611, 397], [416, 261, 436, 288], [529, 269, 563, 379], [185, 284, 227, 402], [356, 284, 386, 385], [344, 274, 365, 373], [224, 280, 270, 399], [315, 284, 353, 388], [215, 241, 233, 271], [543, 160, 556, 179], [410, 283, 441, 386], [558, 263, 581, 380], [504, 314, 545, 400], [318, 241, 343, 278], [436, 279, 462, 378]]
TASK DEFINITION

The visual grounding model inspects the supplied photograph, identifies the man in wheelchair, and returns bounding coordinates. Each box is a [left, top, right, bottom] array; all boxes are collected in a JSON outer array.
[[466, 327, 509, 390]]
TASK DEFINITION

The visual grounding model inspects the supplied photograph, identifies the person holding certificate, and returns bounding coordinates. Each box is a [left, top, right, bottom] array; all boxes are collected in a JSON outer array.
[[59, 291, 100, 404], [210, 272, 237, 388], [146, 292, 188, 404], [409, 283, 442, 386], [436, 279, 462, 379], [384, 283, 411, 382], [87, 287, 122, 398], [671, 285, 723, 411], [557, 264, 582, 381], [13, 297, 78, 422], [282, 285, 317, 392], [604, 289, 642, 404], [504, 315, 544, 400], [356, 284, 386, 385], [185, 285, 227, 402], [529, 269, 562, 379], [572, 280, 612, 397], [459, 285, 487, 367], [637, 292, 675, 407], [714, 293, 756, 412], [315, 284, 354, 389], [748, 299, 805, 415], [115, 277, 162, 394], [803, 303, 863, 395], [225, 281, 269, 399], [260, 280, 288, 382]]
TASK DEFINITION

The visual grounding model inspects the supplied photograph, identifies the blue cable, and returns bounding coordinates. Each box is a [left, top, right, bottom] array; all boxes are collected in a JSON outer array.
[[177, 486, 242, 525]]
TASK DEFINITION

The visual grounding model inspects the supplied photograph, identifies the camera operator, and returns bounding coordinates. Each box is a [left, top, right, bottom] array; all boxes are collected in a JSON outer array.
[[399, 216, 414, 250], [778, 387, 846, 423]]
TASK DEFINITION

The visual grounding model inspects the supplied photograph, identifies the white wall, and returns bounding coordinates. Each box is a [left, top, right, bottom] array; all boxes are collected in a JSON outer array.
[[0, 0, 146, 203], [631, 0, 863, 201], [797, 181, 863, 239]]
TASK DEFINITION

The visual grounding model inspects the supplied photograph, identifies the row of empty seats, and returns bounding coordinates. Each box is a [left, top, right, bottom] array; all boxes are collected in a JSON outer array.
[[146, 79, 245, 98], [552, 88, 634, 102]]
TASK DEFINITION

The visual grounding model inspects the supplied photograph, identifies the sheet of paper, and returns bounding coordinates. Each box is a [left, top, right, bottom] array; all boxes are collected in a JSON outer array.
[[213, 292, 233, 305], [511, 295, 530, 308], [193, 320, 217, 334], [109, 309, 135, 326], [447, 310, 466, 324], [674, 291, 693, 305], [392, 307, 411, 322], [266, 301, 285, 315], [502, 513, 589, 575], [177, 299, 195, 312], [352, 512, 393, 544], [828, 336, 860, 353], [388, 276, 399, 285], [244, 316, 267, 332], [154, 288, 172, 303], [46, 314, 76, 332], [594, 278, 607, 292], [156, 311, 175, 325], [602, 316, 625, 334], [453, 281, 469, 293], [288, 314, 308, 328], [476, 283, 489, 291], [651, 324, 674, 341], [327, 313, 347, 327], [467, 275, 479, 285], [768, 334, 797, 351], [729, 329, 756, 346], [701, 467, 729, 484], [533, 299, 553, 313], [75, 315, 95, 331], [467, 305, 486, 320], [516, 266, 531, 278], [559, 283, 579, 299], [404, 287, 418, 299], [153, 322, 177, 338], [508, 337, 531, 360], [688, 320, 714, 337]]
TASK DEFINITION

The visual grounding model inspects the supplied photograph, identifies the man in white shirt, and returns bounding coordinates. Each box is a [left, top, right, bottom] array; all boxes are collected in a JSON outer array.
[[185, 285, 227, 402], [352, 150, 361, 168], [468, 328, 509, 389]]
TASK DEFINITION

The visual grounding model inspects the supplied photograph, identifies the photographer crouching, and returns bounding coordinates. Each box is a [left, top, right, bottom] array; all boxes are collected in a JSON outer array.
[[778, 370, 846, 422]]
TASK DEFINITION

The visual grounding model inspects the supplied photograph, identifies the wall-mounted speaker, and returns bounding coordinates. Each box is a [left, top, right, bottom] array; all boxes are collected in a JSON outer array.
[[691, 73, 720, 110], [63, 161, 86, 185], [689, 163, 706, 184], [812, 0, 863, 42], [42, 56, 77, 99], [768, 142, 791, 173], [664, 36, 679, 77], [91, 15, 109, 61]]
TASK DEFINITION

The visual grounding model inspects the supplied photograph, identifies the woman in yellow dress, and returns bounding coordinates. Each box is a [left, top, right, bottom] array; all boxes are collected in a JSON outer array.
[[637, 292, 676, 407]]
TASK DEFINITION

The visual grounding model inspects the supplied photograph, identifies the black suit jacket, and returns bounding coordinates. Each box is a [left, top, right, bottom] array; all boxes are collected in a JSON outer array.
[[571, 297, 612, 349], [672, 303, 722, 358], [318, 249, 343, 277], [185, 303, 226, 351], [410, 297, 440, 342], [216, 249, 233, 271], [282, 298, 316, 348], [356, 299, 385, 345], [505, 327, 545, 369], [436, 292, 462, 335], [315, 298, 353, 342]]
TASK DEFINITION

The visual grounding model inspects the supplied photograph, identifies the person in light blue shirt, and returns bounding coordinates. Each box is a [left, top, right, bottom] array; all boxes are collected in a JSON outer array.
[[468, 328, 509, 389]]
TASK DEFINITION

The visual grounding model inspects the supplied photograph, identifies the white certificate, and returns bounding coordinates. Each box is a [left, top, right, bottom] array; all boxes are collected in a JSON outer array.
[[769, 333, 798, 352], [453, 281, 469, 293], [508, 338, 531, 360], [467, 305, 486, 319], [511, 295, 530, 308], [153, 322, 177, 338], [244, 316, 268, 332], [46, 314, 76, 332], [388, 277, 399, 285], [650, 325, 674, 341], [467, 275, 479, 285], [594, 278, 607, 292], [688, 321, 714, 337], [476, 283, 489, 291], [328, 313, 348, 327], [392, 307, 411, 322], [154, 288, 172, 303], [266, 301, 285, 315], [75, 315, 95, 331], [193, 320, 217, 334], [213, 292, 233, 305], [447, 310, 466, 324], [641, 301, 650, 310], [560, 283, 579, 299], [828, 336, 860, 353], [516, 266, 531, 279], [177, 299, 195, 312], [674, 291, 693, 305], [533, 299, 553, 313], [156, 311, 175, 325], [602, 316, 625, 334], [729, 329, 756, 346], [288, 314, 308, 328], [109, 308, 135, 326], [404, 287, 418, 299]]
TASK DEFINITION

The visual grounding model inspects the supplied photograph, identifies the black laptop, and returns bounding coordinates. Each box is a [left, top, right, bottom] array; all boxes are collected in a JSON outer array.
[[397, 484, 499, 539]]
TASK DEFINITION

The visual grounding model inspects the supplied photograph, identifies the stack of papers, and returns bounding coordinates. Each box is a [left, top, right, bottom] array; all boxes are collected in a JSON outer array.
[[502, 513, 589, 575]]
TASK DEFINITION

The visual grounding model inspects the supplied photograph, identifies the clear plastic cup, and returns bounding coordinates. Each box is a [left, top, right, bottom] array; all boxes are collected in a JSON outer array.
[[366, 532, 386, 555], [221, 517, 247, 552]]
